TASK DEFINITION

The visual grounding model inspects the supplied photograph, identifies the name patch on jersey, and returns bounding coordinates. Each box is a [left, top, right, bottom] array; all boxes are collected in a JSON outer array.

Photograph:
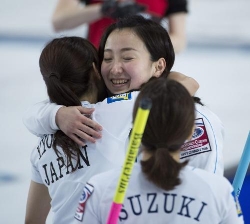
[[180, 118, 211, 159], [107, 93, 132, 104], [74, 183, 94, 221]]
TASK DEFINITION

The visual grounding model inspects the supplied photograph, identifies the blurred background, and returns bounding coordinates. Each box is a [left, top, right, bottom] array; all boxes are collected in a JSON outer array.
[[0, 0, 249, 223]]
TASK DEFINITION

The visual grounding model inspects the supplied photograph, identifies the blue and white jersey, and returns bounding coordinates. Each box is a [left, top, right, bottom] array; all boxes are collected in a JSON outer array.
[[30, 92, 138, 224], [24, 93, 225, 176], [74, 165, 243, 224]]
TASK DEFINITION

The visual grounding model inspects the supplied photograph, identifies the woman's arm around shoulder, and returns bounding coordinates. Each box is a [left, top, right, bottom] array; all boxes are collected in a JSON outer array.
[[168, 71, 199, 96], [23, 100, 103, 146], [22, 100, 62, 137]]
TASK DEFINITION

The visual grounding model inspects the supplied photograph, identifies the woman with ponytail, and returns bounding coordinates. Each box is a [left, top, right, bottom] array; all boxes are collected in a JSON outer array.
[[77, 78, 244, 224], [39, 37, 106, 169], [25, 36, 139, 224]]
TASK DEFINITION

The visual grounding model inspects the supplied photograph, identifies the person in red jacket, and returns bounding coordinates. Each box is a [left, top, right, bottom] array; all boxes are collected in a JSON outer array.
[[52, 0, 188, 53]]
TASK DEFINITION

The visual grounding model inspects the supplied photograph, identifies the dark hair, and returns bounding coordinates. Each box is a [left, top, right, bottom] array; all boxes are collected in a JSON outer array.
[[193, 96, 204, 106], [98, 15, 175, 77], [39, 36, 105, 170], [133, 78, 195, 191]]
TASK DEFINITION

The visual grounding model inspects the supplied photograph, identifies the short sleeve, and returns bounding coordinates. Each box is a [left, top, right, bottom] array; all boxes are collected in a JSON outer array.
[[165, 0, 188, 16], [220, 185, 244, 224], [30, 144, 44, 184]]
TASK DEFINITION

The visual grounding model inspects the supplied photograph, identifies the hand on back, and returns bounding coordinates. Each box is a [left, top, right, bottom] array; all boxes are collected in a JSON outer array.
[[56, 106, 102, 146]]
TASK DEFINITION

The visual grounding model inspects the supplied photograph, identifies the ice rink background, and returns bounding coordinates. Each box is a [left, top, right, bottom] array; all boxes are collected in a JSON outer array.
[[0, 0, 250, 223]]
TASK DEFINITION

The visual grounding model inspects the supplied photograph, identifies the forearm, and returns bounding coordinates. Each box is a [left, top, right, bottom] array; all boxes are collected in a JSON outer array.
[[23, 100, 62, 136], [167, 13, 187, 53], [169, 33, 186, 54], [52, 0, 102, 32], [168, 71, 199, 96]]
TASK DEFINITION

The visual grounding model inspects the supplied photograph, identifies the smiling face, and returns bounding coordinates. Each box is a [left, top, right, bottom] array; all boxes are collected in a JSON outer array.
[[101, 28, 160, 95]]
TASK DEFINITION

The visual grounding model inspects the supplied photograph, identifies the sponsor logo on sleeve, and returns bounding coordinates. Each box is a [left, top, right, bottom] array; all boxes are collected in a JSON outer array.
[[180, 118, 212, 159], [74, 183, 94, 221], [107, 93, 132, 104]]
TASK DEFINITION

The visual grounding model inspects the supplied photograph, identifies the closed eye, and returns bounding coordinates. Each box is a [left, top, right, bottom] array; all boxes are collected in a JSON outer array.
[[123, 57, 134, 61], [103, 58, 112, 62]]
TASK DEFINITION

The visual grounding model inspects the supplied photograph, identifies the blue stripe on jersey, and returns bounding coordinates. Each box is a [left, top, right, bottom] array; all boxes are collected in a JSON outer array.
[[195, 108, 218, 174]]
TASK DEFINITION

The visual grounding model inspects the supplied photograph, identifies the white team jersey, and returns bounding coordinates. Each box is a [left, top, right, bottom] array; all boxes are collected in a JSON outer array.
[[180, 103, 225, 175], [24, 94, 224, 176], [30, 92, 138, 224], [74, 165, 244, 224]]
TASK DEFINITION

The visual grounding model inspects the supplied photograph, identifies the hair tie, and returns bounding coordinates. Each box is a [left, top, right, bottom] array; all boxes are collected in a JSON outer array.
[[155, 142, 184, 151], [49, 72, 59, 79], [155, 143, 168, 149]]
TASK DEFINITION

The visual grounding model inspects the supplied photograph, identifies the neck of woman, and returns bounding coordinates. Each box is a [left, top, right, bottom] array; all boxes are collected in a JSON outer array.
[[79, 90, 98, 104]]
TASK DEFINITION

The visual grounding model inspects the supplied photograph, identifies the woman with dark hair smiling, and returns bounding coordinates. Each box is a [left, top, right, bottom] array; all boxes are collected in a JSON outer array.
[[23, 16, 223, 176], [75, 78, 243, 224]]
